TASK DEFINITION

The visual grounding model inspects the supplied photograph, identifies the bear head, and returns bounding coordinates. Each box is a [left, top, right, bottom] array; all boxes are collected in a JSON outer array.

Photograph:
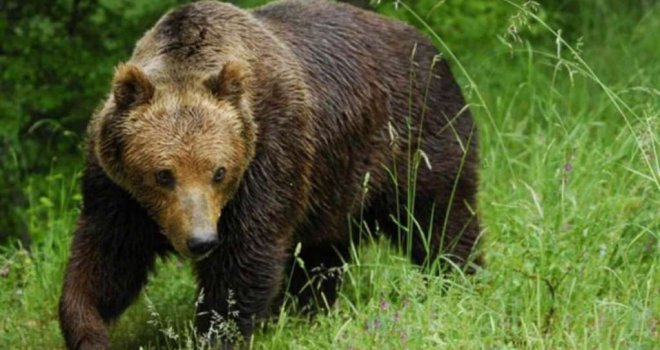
[[91, 61, 256, 259]]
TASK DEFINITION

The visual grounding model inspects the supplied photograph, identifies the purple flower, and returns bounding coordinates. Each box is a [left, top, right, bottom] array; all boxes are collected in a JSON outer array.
[[380, 299, 390, 311], [366, 318, 382, 331]]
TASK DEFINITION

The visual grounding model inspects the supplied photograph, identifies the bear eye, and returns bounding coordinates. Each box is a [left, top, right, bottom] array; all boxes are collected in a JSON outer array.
[[213, 167, 226, 184], [155, 169, 175, 188]]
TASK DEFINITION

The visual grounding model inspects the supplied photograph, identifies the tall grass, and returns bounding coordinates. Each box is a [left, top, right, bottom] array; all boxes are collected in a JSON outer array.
[[1, 0, 658, 349]]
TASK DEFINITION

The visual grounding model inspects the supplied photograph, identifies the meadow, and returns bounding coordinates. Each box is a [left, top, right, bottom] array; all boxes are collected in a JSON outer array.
[[0, 0, 658, 349]]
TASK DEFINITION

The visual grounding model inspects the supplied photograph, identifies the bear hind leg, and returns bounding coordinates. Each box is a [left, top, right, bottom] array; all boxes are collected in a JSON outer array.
[[283, 242, 349, 313], [382, 189, 482, 274]]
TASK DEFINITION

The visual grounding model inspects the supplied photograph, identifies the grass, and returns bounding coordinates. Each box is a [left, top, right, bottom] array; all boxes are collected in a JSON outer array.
[[1, 1, 658, 349]]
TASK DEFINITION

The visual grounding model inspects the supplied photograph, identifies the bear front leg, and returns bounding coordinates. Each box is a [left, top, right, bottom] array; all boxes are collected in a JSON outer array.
[[59, 215, 164, 349], [194, 236, 288, 346], [58, 170, 166, 350]]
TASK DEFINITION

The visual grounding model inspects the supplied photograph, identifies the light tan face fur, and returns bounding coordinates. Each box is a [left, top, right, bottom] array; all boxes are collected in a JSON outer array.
[[95, 63, 254, 258]]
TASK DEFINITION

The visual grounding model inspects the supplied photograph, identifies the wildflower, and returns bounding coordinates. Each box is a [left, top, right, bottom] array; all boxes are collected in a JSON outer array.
[[380, 299, 390, 311]]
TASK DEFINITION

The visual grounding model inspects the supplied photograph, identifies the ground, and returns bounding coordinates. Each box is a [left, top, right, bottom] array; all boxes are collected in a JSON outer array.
[[0, 1, 658, 349]]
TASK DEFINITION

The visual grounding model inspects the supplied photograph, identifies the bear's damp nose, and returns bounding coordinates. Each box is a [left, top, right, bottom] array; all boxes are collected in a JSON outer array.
[[187, 235, 219, 257]]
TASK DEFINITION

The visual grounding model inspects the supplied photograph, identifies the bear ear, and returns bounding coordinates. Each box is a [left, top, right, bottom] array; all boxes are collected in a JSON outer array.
[[112, 64, 155, 110], [205, 60, 251, 101]]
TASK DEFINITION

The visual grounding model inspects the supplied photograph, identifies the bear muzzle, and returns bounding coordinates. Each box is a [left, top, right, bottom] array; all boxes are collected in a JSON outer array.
[[161, 186, 223, 260]]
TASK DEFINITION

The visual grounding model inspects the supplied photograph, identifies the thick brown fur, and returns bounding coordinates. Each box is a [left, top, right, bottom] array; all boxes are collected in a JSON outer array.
[[59, 1, 482, 349]]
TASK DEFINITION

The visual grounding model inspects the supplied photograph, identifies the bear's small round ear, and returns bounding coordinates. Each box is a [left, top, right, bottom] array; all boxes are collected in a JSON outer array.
[[205, 60, 251, 100], [112, 64, 155, 110]]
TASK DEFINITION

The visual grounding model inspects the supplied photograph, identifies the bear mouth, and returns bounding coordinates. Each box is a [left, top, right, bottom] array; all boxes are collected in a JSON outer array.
[[190, 248, 216, 262]]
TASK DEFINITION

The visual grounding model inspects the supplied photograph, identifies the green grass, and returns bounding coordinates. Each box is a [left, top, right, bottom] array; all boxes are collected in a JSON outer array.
[[1, 1, 658, 349]]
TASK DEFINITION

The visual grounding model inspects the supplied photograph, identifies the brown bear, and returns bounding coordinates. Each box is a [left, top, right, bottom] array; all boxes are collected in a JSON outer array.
[[58, 0, 481, 348]]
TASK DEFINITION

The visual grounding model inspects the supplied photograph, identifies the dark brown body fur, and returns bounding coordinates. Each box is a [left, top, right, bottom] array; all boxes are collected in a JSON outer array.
[[59, 1, 481, 348]]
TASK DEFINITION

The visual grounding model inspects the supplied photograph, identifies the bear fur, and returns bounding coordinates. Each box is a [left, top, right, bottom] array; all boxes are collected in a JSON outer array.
[[59, 0, 481, 348]]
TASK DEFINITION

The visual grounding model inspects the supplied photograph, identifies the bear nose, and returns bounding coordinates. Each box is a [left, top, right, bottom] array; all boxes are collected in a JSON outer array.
[[186, 236, 219, 256]]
